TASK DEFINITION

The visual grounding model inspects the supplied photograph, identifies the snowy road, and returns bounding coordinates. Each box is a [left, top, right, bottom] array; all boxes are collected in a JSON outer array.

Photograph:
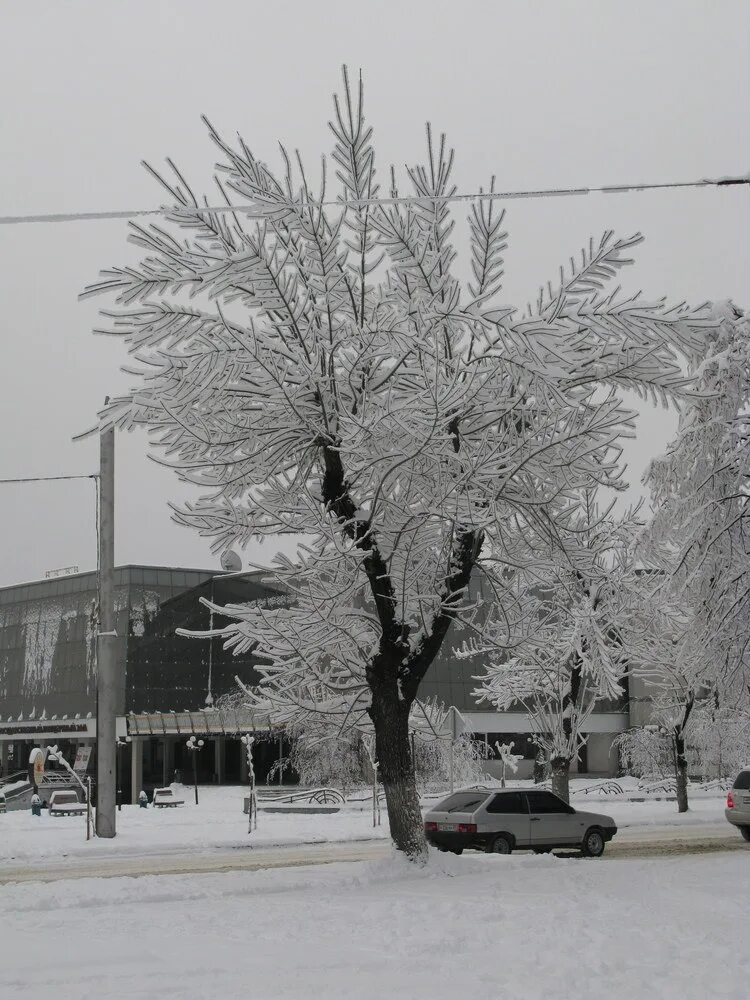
[[3, 850, 749, 1000], [0, 820, 744, 884]]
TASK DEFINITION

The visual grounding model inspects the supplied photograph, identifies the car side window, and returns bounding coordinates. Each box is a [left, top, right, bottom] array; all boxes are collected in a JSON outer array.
[[486, 792, 526, 814], [526, 791, 574, 814]]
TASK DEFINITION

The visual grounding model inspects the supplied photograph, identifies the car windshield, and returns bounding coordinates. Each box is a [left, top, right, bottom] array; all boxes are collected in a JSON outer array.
[[435, 791, 489, 813], [732, 771, 750, 790]]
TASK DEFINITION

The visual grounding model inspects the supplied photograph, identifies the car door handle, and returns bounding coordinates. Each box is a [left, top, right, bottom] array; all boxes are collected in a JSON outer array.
[[530, 817, 540, 822]]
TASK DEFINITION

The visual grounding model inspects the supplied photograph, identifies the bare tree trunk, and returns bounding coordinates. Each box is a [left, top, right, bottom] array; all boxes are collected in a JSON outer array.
[[550, 755, 571, 804], [673, 695, 694, 814], [554, 654, 581, 806], [533, 748, 546, 784], [371, 685, 427, 862], [674, 732, 689, 813]]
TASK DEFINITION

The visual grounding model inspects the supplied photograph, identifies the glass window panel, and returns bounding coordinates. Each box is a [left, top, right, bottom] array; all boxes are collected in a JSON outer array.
[[486, 792, 526, 814]]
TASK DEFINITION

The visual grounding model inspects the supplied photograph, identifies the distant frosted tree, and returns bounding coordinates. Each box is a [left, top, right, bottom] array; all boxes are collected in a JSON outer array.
[[614, 725, 672, 780], [621, 579, 705, 811], [471, 493, 640, 803], [646, 304, 750, 657], [687, 701, 750, 780], [85, 69, 715, 859], [637, 303, 750, 809]]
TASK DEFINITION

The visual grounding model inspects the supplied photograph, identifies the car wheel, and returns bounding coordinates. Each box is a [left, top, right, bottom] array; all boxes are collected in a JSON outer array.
[[740, 826, 750, 842], [581, 827, 605, 858], [487, 834, 513, 855]]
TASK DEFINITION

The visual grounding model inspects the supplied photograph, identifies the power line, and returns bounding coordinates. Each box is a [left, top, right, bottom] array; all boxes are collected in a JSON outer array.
[[0, 173, 746, 227], [0, 474, 97, 485]]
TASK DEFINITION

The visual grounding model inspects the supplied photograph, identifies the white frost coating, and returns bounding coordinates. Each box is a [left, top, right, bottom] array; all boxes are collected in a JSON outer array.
[[23, 601, 62, 696], [634, 305, 750, 800], [127, 589, 162, 637], [0, 585, 163, 701], [471, 492, 641, 768], [83, 69, 721, 847]]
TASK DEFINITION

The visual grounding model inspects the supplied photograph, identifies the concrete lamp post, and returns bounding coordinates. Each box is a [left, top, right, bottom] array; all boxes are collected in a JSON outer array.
[[185, 736, 204, 805]]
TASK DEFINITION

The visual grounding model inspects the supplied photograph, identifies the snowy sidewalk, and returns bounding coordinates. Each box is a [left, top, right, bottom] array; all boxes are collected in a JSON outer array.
[[0, 784, 731, 867]]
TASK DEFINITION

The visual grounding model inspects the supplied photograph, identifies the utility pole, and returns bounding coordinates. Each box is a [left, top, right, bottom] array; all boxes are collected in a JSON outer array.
[[96, 420, 117, 837]]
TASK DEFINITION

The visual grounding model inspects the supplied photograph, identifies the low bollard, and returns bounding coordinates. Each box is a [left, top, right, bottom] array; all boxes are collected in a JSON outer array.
[[31, 793, 42, 817], [138, 790, 148, 809]]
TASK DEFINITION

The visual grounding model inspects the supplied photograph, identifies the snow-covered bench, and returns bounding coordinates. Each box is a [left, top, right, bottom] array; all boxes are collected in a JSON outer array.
[[152, 787, 185, 808], [48, 790, 86, 816]]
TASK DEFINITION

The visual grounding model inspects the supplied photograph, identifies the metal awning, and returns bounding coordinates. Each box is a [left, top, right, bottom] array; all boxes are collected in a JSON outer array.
[[126, 707, 277, 737]]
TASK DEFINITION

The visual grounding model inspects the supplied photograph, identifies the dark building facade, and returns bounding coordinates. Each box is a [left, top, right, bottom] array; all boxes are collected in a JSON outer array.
[[0, 566, 292, 797], [0, 564, 631, 796]]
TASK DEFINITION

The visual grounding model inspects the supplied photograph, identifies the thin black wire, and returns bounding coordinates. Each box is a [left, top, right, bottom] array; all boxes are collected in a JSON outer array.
[[0, 474, 98, 484], [0, 173, 746, 226]]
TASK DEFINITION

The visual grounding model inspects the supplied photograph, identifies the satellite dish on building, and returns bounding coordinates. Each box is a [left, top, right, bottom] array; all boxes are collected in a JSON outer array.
[[220, 550, 242, 573]]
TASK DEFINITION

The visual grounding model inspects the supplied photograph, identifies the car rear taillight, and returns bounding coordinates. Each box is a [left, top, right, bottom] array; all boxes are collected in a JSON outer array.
[[457, 823, 477, 834], [726, 791, 735, 809], [424, 821, 438, 831]]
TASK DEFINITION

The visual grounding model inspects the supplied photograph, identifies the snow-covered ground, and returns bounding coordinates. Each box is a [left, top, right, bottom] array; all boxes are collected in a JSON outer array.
[[0, 783, 730, 865], [2, 851, 747, 1000]]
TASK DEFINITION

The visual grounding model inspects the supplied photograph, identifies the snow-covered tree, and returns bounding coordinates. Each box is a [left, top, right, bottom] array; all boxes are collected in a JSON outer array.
[[470, 493, 639, 802], [410, 701, 487, 791], [247, 696, 486, 793], [613, 725, 672, 781], [619, 576, 704, 810], [272, 718, 365, 791], [495, 741, 523, 788], [636, 303, 750, 809], [85, 69, 715, 859], [687, 700, 750, 780]]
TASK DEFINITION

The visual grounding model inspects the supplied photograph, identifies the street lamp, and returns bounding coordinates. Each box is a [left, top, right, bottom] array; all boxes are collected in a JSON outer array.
[[115, 737, 131, 811], [241, 734, 257, 834], [185, 736, 204, 805], [46, 744, 91, 841]]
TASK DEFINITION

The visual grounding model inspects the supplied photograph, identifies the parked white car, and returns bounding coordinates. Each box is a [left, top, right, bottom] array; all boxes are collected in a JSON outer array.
[[725, 769, 750, 841], [424, 787, 618, 856]]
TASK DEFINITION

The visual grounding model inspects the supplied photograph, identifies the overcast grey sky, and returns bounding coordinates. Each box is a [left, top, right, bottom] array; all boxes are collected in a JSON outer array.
[[0, 0, 748, 587]]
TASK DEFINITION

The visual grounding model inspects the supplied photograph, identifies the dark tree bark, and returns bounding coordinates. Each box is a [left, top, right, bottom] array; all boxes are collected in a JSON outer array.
[[370, 680, 426, 858], [550, 756, 571, 803], [533, 748, 547, 784], [321, 440, 482, 860], [673, 694, 694, 814], [552, 656, 583, 805], [674, 731, 689, 813]]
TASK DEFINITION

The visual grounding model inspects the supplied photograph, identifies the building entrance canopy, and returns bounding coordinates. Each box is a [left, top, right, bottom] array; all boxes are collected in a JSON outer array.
[[126, 707, 277, 738]]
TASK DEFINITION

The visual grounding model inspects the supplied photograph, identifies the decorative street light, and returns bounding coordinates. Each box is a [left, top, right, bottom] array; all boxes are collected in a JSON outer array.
[[46, 744, 91, 840], [241, 734, 257, 834], [185, 736, 204, 805], [115, 737, 131, 811]]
